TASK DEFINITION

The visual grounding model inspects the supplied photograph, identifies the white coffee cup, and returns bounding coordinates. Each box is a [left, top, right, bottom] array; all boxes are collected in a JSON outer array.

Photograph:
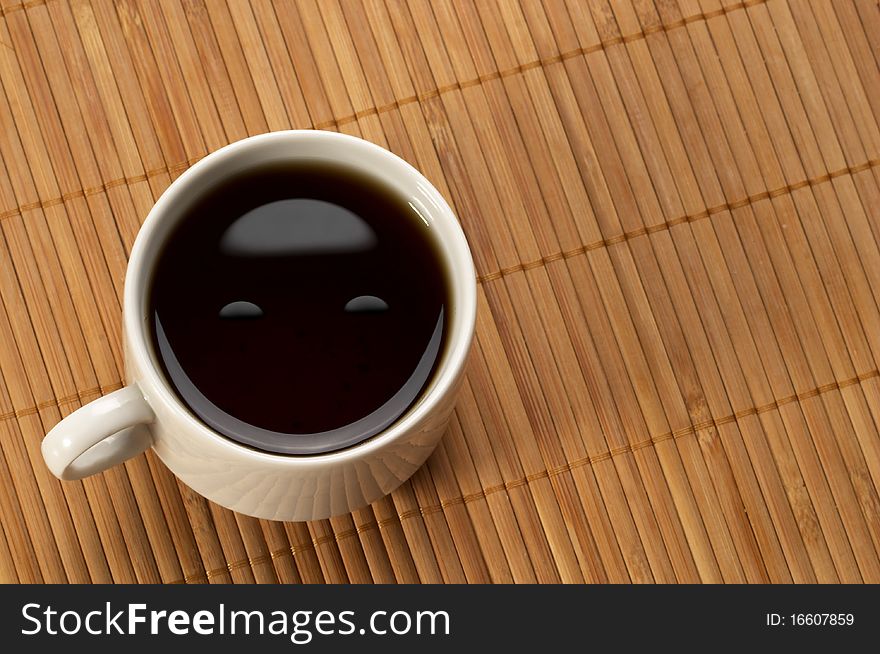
[[41, 130, 476, 522]]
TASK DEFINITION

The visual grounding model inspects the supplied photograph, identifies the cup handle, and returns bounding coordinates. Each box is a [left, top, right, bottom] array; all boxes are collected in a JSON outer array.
[[42, 386, 155, 481]]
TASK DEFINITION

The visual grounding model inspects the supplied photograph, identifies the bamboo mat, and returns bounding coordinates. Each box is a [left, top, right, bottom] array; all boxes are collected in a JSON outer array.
[[0, 0, 879, 584]]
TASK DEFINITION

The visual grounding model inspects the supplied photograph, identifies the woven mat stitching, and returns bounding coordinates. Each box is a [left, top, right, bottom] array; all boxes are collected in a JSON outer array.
[[476, 158, 880, 283], [10, 368, 872, 584], [179, 365, 878, 581], [0, 0, 775, 225], [0, 0, 46, 18], [2, 151, 875, 290]]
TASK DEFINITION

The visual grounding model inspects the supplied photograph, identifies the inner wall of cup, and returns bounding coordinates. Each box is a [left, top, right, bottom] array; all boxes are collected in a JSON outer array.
[[134, 135, 466, 437]]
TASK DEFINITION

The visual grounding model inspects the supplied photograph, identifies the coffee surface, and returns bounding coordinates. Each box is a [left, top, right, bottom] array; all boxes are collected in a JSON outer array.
[[149, 160, 448, 454]]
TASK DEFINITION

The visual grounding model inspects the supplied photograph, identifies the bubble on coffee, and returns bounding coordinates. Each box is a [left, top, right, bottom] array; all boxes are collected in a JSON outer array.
[[344, 295, 389, 313], [219, 301, 264, 319]]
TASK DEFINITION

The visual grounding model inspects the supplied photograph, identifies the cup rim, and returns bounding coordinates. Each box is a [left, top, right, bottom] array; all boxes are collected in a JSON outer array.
[[124, 130, 477, 466]]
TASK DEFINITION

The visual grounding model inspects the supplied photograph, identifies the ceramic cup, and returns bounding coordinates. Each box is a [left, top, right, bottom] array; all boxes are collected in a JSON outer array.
[[41, 130, 476, 521]]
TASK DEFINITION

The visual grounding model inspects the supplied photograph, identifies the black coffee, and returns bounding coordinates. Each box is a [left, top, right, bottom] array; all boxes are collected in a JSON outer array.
[[148, 160, 449, 454]]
